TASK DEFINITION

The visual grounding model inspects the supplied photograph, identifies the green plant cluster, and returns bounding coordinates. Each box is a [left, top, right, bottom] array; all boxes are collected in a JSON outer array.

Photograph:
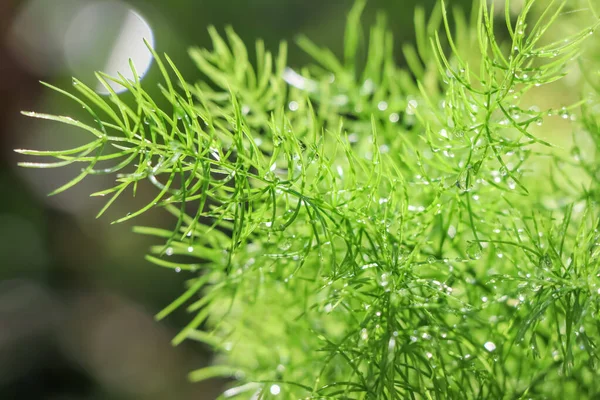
[[17, 0, 600, 398]]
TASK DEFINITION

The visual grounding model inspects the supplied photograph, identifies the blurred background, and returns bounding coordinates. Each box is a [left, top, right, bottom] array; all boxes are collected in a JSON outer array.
[[4, 0, 583, 398]]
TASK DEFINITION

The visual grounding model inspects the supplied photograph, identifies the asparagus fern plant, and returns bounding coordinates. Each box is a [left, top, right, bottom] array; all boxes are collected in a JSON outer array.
[[16, 0, 600, 398]]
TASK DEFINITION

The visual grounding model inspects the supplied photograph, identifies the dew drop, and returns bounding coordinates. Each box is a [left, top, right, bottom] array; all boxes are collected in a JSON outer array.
[[360, 328, 369, 341], [484, 341, 496, 352], [466, 242, 482, 260], [361, 79, 375, 95], [270, 384, 281, 395], [379, 273, 389, 287], [447, 225, 457, 239], [539, 254, 552, 269], [279, 239, 292, 251], [406, 100, 418, 115], [443, 150, 455, 158], [507, 179, 516, 190], [265, 170, 279, 183], [388, 337, 396, 352]]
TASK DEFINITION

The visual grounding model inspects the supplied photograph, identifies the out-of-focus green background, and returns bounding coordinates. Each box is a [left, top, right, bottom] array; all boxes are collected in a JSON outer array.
[[1, 0, 551, 398]]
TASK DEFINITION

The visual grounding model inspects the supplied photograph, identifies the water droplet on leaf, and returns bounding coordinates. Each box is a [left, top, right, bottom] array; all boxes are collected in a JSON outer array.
[[466, 242, 482, 260], [484, 341, 496, 352]]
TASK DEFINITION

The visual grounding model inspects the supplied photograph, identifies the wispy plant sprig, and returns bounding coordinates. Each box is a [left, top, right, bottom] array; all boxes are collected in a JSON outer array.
[[16, 0, 600, 398]]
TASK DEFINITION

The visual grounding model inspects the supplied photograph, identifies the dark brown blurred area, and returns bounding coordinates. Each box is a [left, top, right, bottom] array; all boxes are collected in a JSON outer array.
[[0, 0, 446, 398], [0, 1, 225, 398], [0, 1, 38, 140]]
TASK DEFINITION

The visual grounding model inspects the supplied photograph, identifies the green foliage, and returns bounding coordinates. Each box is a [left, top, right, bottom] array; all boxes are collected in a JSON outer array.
[[16, 0, 600, 398]]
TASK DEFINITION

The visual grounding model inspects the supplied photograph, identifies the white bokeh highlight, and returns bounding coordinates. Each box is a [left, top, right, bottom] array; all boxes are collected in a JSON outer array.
[[10, 0, 154, 94], [64, 1, 155, 94]]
